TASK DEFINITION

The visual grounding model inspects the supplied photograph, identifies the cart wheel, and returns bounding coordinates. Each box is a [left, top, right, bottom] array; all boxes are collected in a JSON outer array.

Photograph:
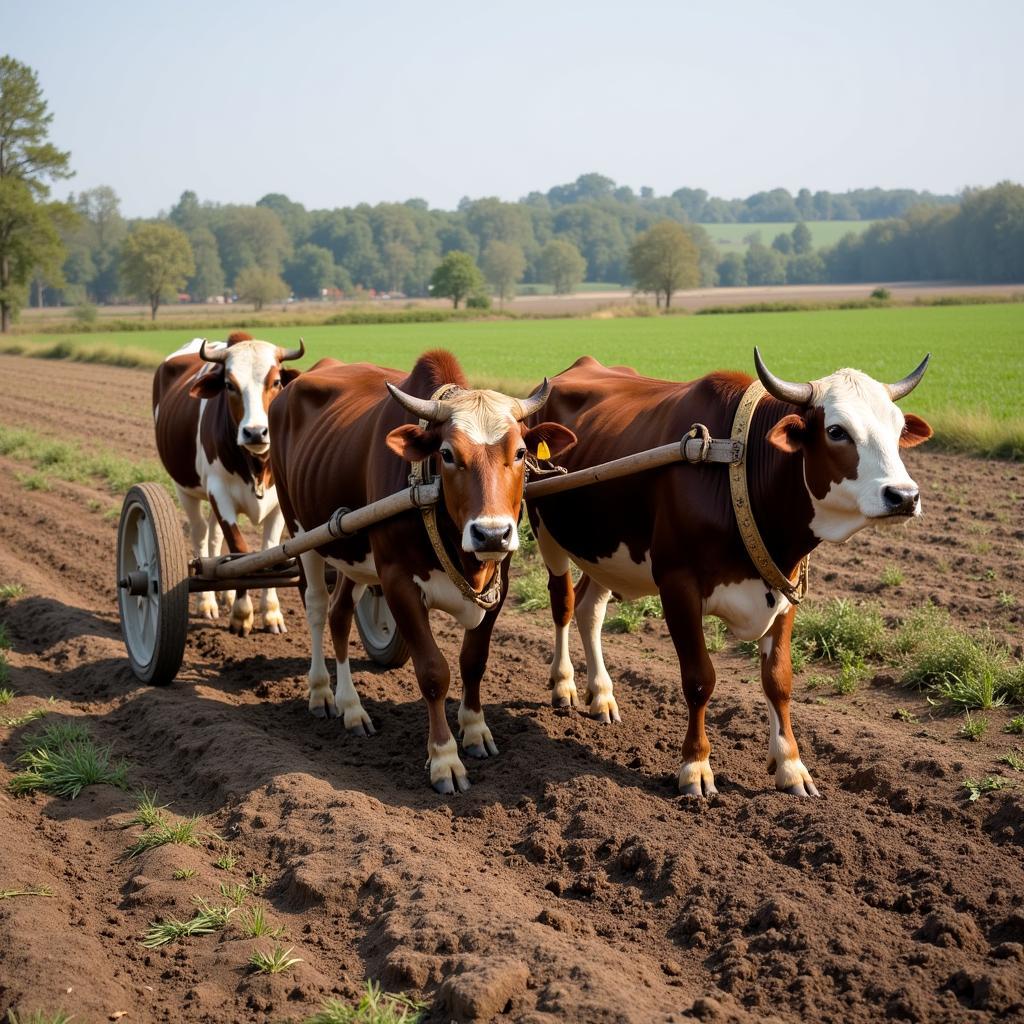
[[355, 586, 410, 668], [117, 483, 190, 684]]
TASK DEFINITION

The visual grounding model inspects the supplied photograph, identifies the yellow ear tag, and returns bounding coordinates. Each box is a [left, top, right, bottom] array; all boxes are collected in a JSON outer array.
[[536, 440, 551, 460]]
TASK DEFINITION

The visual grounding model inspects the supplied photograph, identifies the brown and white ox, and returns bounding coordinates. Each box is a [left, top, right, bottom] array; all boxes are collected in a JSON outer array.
[[269, 350, 576, 793], [527, 349, 932, 798], [152, 332, 304, 635]]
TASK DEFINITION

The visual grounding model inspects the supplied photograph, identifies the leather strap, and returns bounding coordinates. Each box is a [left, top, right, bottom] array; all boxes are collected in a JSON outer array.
[[728, 381, 809, 605], [410, 385, 503, 611]]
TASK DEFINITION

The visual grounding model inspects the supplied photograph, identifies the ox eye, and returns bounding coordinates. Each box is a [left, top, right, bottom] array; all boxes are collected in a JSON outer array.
[[225, 380, 238, 394], [514, 447, 527, 462], [826, 425, 851, 443], [439, 448, 455, 466]]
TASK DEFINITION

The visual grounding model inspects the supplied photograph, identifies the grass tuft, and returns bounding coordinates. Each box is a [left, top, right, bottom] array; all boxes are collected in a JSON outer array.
[[121, 789, 169, 831], [703, 617, 727, 653], [141, 900, 237, 948], [1000, 748, 1024, 772], [219, 882, 248, 906], [0, 583, 26, 602], [214, 850, 237, 871], [793, 598, 888, 662], [605, 596, 663, 634], [958, 712, 989, 741], [10, 724, 128, 799], [302, 983, 427, 1024], [880, 565, 903, 587], [7, 1011, 74, 1024], [238, 905, 283, 938], [248, 943, 303, 975], [1006, 714, 1024, 735], [511, 565, 549, 612], [172, 867, 197, 881], [122, 815, 206, 859], [0, 687, 14, 705]]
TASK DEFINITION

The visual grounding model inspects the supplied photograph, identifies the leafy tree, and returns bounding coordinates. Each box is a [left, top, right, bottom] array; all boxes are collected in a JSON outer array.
[[785, 251, 825, 284], [120, 222, 194, 319], [429, 250, 483, 308], [744, 243, 786, 286], [284, 242, 336, 298], [188, 226, 225, 301], [0, 55, 74, 331], [538, 239, 586, 294], [791, 221, 813, 255], [256, 193, 310, 246], [628, 221, 699, 308], [67, 185, 126, 302], [717, 252, 747, 287], [771, 232, 793, 255], [214, 205, 291, 281], [235, 265, 289, 310], [382, 240, 415, 293], [481, 240, 525, 304]]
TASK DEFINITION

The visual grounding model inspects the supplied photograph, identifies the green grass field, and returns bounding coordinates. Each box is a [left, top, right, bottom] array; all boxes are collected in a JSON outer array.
[[702, 220, 873, 252], [7, 303, 1023, 455]]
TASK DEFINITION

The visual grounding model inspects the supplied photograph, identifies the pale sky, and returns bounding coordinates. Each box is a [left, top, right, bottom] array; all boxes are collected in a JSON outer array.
[[6, 0, 1022, 217]]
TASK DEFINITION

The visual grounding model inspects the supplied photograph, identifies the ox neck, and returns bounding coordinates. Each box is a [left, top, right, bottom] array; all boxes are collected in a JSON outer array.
[[432, 489, 502, 596], [745, 395, 820, 580]]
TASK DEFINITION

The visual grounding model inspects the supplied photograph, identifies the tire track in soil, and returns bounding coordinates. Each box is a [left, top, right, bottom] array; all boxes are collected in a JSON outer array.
[[0, 354, 1023, 1023]]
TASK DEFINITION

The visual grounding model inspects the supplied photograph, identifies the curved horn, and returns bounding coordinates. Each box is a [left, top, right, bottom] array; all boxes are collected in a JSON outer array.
[[513, 378, 551, 420], [754, 347, 813, 406], [887, 353, 930, 401], [385, 382, 453, 423], [277, 337, 305, 362], [198, 338, 228, 364]]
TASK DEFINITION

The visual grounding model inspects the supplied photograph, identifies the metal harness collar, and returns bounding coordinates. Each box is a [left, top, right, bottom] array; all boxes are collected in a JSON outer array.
[[409, 384, 503, 611], [728, 380, 809, 605]]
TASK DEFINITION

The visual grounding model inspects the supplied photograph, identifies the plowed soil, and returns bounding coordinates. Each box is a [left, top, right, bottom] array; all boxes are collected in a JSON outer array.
[[1, 355, 1023, 1024]]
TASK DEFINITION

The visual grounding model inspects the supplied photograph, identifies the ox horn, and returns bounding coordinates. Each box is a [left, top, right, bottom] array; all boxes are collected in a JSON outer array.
[[385, 382, 453, 423], [199, 338, 228, 363], [754, 347, 813, 406], [887, 353, 930, 401], [277, 337, 305, 362], [512, 378, 551, 421]]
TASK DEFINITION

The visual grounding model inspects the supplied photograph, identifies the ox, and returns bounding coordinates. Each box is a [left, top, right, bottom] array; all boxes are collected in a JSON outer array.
[[269, 350, 576, 793], [527, 349, 932, 798], [152, 332, 304, 635]]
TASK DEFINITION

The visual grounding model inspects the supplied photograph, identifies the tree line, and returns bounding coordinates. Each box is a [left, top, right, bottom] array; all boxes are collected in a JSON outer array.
[[1, 54, 1022, 330]]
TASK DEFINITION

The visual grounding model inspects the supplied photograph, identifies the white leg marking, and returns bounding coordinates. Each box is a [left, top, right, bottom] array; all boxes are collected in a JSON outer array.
[[207, 515, 233, 610], [335, 658, 375, 735], [300, 550, 335, 719], [765, 701, 818, 795], [230, 591, 255, 637], [427, 735, 470, 794], [677, 757, 718, 797], [576, 584, 620, 723], [458, 702, 498, 758], [259, 508, 287, 634]]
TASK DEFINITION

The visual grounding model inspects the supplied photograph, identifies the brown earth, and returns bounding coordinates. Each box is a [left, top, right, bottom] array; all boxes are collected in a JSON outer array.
[[1, 355, 1023, 1024]]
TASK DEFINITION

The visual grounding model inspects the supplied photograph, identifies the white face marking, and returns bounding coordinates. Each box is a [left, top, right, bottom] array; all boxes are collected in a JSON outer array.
[[806, 369, 921, 543], [413, 569, 487, 630], [222, 342, 279, 453], [448, 390, 519, 445], [570, 542, 657, 602], [704, 578, 789, 642]]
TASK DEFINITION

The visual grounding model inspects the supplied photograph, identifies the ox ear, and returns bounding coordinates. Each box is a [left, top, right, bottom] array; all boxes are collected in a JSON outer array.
[[279, 367, 301, 387], [385, 423, 441, 463], [523, 423, 577, 460], [766, 413, 807, 454], [900, 413, 933, 449], [189, 369, 223, 399]]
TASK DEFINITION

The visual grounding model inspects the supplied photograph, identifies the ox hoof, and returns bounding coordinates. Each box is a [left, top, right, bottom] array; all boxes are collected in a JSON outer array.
[[432, 770, 471, 795], [428, 738, 470, 795], [677, 759, 717, 798], [310, 699, 339, 720], [262, 609, 287, 634], [550, 679, 578, 709], [345, 717, 376, 738], [463, 737, 499, 759], [264, 620, 287, 635], [782, 781, 820, 798], [679, 780, 719, 799], [586, 691, 621, 725]]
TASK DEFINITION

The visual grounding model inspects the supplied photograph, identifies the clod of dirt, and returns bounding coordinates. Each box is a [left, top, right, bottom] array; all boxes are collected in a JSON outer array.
[[914, 907, 984, 950], [439, 957, 530, 1021]]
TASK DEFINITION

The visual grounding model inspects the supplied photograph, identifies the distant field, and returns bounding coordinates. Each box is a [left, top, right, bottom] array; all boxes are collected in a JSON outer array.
[[702, 220, 873, 252], [12, 304, 1023, 426]]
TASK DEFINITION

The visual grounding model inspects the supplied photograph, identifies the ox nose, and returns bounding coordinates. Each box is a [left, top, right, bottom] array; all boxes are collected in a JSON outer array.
[[242, 425, 269, 445], [883, 485, 919, 515], [469, 522, 513, 551]]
